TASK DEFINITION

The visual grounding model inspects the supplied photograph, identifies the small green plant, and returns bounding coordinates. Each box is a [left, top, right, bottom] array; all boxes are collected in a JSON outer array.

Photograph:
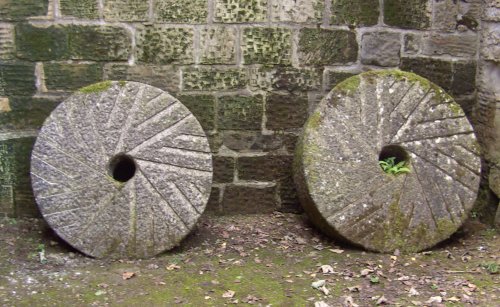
[[379, 157, 410, 175], [370, 275, 380, 284], [481, 262, 499, 274]]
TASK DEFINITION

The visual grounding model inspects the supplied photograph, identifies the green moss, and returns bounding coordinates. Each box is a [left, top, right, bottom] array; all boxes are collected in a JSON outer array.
[[118, 80, 127, 87], [78, 81, 113, 94], [334, 74, 361, 95]]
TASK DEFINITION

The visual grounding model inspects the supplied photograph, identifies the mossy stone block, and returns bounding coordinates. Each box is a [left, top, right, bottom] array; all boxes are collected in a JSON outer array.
[[68, 25, 131, 61], [266, 92, 309, 130], [136, 26, 193, 64], [154, 0, 207, 23], [0, 0, 48, 20], [183, 68, 247, 91], [104, 0, 149, 21], [0, 97, 60, 131], [213, 156, 235, 183], [452, 62, 476, 96], [200, 27, 237, 64], [214, 0, 267, 23], [0, 61, 36, 96], [44, 63, 103, 91], [331, 0, 379, 26], [104, 64, 180, 94], [298, 28, 357, 66], [325, 70, 359, 90], [361, 31, 401, 67], [400, 57, 453, 94], [15, 23, 69, 61], [270, 0, 323, 23], [177, 94, 216, 131], [238, 155, 293, 181], [384, 0, 431, 30], [0, 137, 38, 217], [60, 0, 99, 19], [222, 185, 277, 214], [242, 28, 292, 65], [0, 23, 15, 60], [218, 95, 263, 130]]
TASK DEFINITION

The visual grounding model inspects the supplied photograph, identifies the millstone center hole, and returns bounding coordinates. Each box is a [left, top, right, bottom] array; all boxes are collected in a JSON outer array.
[[379, 145, 410, 165], [108, 154, 136, 182]]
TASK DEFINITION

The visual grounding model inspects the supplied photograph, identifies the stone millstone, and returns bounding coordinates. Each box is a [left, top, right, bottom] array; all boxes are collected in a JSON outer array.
[[31, 81, 213, 259], [294, 70, 481, 253]]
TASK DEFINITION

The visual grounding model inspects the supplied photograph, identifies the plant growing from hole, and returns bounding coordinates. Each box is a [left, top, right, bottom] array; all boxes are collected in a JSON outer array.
[[379, 157, 410, 175]]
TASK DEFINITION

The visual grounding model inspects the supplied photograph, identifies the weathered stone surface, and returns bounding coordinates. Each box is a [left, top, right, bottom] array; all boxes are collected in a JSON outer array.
[[218, 95, 263, 130], [103, 64, 180, 94], [213, 156, 235, 183], [222, 185, 277, 214], [136, 26, 193, 64], [31, 81, 213, 258], [205, 186, 221, 214], [0, 0, 48, 20], [154, 0, 207, 23], [214, 0, 267, 23], [384, 0, 431, 30], [0, 62, 36, 96], [0, 23, 15, 60], [0, 97, 60, 131], [242, 28, 292, 65], [68, 25, 131, 61], [15, 23, 69, 61], [331, 0, 379, 26], [481, 22, 500, 62], [238, 155, 292, 181], [104, 0, 149, 21], [403, 34, 421, 55], [294, 70, 481, 253], [266, 92, 309, 130], [182, 68, 246, 91], [200, 27, 237, 64], [270, 0, 323, 23], [177, 94, 216, 131], [325, 70, 359, 90], [45, 63, 103, 91], [421, 33, 477, 57], [298, 29, 357, 66], [60, 0, 99, 19], [361, 32, 401, 67]]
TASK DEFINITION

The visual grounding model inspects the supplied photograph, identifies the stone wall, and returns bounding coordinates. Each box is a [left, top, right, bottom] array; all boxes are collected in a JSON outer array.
[[0, 0, 495, 217]]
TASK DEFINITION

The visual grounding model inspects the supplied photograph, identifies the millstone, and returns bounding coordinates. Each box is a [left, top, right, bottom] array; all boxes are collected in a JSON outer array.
[[294, 70, 481, 253], [31, 81, 212, 258]]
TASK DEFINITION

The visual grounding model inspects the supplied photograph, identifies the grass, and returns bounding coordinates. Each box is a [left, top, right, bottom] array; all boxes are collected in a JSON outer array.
[[379, 157, 411, 175]]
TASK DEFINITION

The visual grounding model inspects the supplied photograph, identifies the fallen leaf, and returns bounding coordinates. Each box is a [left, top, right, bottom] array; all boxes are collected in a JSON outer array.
[[425, 296, 442, 304], [320, 265, 334, 274], [330, 248, 344, 254], [408, 287, 419, 297], [95, 290, 107, 296], [166, 264, 181, 271], [222, 290, 235, 298], [122, 271, 135, 280], [445, 296, 460, 302], [376, 295, 388, 305], [319, 285, 330, 295], [312, 280, 326, 289], [347, 285, 360, 292], [343, 295, 359, 307], [314, 301, 331, 307], [360, 269, 373, 276]]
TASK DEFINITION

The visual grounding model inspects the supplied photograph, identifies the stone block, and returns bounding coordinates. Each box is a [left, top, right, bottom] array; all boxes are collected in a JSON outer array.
[[298, 28, 357, 66], [104, 64, 180, 94], [481, 22, 500, 62], [325, 70, 359, 90], [177, 94, 216, 131], [452, 61, 476, 96], [0, 23, 15, 60], [213, 156, 235, 183], [421, 33, 477, 57], [0, 185, 14, 217], [221, 130, 259, 151], [60, 0, 99, 19], [361, 32, 401, 67], [182, 68, 246, 91], [200, 27, 237, 64], [400, 57, 452, 94], [214, 0, 267, 23], [0, 137, 38, 217], [278, 176, 301, 213], [44, 63, 103, 91], [222, 185, 277, 214], [68, 25, 131, 61], [0, 61, 36, 96], [0, 0, 48, 20], [266, 92, 309, 130], [154, 0, 207, 23], [272, 67, 322, 91], [238, 155, 293, 181], [331, 0, 379, 26], [136, 26, 193, 64], [0, 97, 60, 131], [205, 186, 221, 214], [220, 130, 298, 153], [404, 34, 422, 55], [242, 28, 292, 65], [433, 0, 459, 32], [270, 0, 323, 23], [104, 0, 149, 21], [384, 0, 431, 30], [218, 95, 263, 130], [15, 23, 69, 60]]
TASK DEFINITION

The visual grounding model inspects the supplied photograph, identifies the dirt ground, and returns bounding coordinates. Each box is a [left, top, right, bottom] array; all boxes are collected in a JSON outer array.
[[0, 213, 498, 307]]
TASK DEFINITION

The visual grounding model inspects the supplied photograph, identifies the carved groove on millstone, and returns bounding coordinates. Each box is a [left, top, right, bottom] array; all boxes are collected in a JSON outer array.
[[294, 70, 481, 253], [31, 81, 213, 259]]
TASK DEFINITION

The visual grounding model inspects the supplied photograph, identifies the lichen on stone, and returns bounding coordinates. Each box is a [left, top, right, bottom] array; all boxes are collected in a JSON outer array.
[[78, 81, 113, 94]]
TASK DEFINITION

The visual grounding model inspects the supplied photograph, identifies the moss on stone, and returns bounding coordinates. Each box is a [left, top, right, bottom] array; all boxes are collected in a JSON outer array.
[[331, 0, 379, 26], [78, 81, 113, 94], [333, 74, 361, 95], [298, 28, 357, 66]]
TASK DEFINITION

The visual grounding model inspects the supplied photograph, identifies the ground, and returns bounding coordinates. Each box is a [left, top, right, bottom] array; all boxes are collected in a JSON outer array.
[[0, 213, 498, 306]]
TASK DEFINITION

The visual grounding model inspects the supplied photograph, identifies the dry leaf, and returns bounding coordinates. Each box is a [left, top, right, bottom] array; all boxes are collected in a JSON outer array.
[[408, 287, 419, 297], [122, 271, 135, 280], [343, 295, 359, 307], [347, 286, 360, 292], [319, 286, 330, 295], [320, 265, 334, 274], [330, 248, 345, 254], [425, 296, 442, 304], [360, 269, 373, 276], [166, 264, 181, 271], [222, 290, 235, 298], [376, 295, 388, 305], [312, 280, 326, 289], [314, 301, 331, 307]]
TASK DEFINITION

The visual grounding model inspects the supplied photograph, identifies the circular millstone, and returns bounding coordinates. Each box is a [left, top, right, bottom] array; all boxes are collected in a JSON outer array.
[[31, 81, 213, 258], [294, 70, 481, 253]]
